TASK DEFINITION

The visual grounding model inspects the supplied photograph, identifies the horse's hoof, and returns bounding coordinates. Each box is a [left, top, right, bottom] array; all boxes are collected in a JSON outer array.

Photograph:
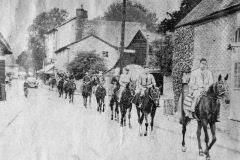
[[139, 133, 143, 137], [204, 150, 208, 155], [199, 149, 204, 156], [144, 132, 147, 136], [182, 146, 186, 152], [129, 125, 132, 129], [206, 156, 211, 160], [111, 117, 113, 120]]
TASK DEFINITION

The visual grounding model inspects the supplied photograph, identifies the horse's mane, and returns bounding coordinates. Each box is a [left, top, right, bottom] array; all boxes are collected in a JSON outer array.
[[206, 83, 218, 99]]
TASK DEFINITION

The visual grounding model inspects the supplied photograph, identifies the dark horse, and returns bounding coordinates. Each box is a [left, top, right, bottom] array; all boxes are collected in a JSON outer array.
[[82, 78, 97, 108], [63, 80, 69, 99], [95, 85, 106, 113], [119, 81, 136, 128], [181, 74, 230, 160], [135, 86, 160, 136], [49, 78, 56, 90], [68, 80, 76, 104], [109, 77, 120, 122], [57, 79, 64, 98]]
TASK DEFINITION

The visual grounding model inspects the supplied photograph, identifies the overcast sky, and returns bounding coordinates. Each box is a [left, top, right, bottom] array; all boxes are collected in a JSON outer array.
[[0, 0, 182, 56]]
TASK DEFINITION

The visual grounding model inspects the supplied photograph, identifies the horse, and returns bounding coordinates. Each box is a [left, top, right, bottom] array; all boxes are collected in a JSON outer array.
[[63, 80, 69, 99], [180, 74, 230, 160], [119, 81, 136, 128], [109, 81, 120, 122], [57, 79, 64, 98], [81, 78, 97, 108], [95, 85, 106, 113], [68, 80, 76, 104], [135, 85, 161, 136], [49, 78, 56, 90]]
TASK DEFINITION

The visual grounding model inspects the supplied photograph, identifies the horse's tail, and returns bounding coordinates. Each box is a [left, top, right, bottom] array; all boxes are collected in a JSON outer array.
[[179, 93, 186, 124]]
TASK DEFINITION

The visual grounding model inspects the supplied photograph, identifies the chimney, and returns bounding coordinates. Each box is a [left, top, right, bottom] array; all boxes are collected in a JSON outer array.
[[75, 5, 88, 41]]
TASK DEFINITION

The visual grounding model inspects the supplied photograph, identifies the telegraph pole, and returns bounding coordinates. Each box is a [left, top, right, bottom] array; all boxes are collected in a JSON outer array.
[[119, 0, 126, 74]]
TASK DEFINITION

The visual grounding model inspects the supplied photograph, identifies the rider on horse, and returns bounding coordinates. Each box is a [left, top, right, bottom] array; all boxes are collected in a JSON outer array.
[[118, 67, 132, 102], [83, 71, 91, 85], [188, 58, 215, 120], [96, 71, 105, 87], [132, 66, 156, 107]]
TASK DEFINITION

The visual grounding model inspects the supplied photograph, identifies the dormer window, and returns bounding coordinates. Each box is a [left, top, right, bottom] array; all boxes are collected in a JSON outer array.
[[102, 51, 108, 57]]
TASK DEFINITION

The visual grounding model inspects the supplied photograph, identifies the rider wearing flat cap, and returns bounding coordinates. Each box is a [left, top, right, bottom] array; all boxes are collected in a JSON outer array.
[[118, 67, 132, 102]]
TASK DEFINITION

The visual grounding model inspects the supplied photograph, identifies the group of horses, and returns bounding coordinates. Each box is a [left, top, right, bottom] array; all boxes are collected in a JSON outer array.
[[51, 73, 230, 160]]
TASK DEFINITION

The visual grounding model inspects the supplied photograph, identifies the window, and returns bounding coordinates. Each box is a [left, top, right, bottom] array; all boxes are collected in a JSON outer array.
[[102, 51, 109, 57], [234, 62, 240, 89], [235, 28, 240, 42]]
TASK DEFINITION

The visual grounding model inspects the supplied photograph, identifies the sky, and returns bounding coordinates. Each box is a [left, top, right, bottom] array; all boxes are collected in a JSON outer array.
[[0, 0, 182, 58]]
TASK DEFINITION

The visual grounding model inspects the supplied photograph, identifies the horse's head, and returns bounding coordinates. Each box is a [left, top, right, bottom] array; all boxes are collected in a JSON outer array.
[[126, 80, 136, 96], [215, 74, 230, 104], [149, 85, 161, 107]]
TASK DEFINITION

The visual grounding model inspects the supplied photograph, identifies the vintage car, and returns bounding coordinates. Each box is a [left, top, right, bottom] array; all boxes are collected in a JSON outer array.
[[27, 77, 39, 88]]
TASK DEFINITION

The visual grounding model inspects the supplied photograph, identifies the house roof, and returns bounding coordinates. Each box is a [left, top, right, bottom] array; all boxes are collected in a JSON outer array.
[[55, 34, 118, 53], [0, 32, 12, 55], [81, 20, 146, 48], [177, 0, 240, 28]]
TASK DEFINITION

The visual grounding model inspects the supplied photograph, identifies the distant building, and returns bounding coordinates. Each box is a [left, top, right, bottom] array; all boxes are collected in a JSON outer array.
[[0, 32, 13, 100], [44, 6, 161, 73]]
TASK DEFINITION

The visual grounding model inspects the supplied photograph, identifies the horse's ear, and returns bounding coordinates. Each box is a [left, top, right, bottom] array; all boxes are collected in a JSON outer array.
[[218, 75, 222, 81], [224, 74, 228, 81]]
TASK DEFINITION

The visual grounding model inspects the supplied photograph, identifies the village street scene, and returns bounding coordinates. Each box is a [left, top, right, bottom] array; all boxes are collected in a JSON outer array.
[[0, 0, 240, 160]]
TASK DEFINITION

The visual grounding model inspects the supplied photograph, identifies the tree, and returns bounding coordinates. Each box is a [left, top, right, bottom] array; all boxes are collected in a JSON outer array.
[[67, 51, 107, 80], [153, 34, 173, 76], [158, 0, 202, 33], [101, 1, 158, 32], [16, 51, 33, 72], [28, 8, 68, 70]]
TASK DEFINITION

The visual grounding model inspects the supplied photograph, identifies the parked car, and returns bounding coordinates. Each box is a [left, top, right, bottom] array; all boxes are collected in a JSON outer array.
[[27, 77, 39, 88]]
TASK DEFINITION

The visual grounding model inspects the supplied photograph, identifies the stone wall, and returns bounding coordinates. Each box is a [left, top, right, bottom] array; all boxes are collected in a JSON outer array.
[[172, 26, 194, 111]]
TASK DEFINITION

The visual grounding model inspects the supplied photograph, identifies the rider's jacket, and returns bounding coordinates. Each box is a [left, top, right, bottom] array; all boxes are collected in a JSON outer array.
[[119, 73, 131, 88], [138, 73, 156, 89], [83, 75, 91, 84]]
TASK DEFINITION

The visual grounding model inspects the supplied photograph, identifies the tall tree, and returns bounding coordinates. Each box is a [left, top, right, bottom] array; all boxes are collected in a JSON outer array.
[[16, 51, 33, 72], [158, 0, 202, 33], [67, 51, 107, 80], [28, 8, 68, 70], [101, 1, 158, 32]]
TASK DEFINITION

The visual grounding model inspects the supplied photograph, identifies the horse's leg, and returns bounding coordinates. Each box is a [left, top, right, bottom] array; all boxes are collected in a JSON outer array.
[[84, 97, 87, 108], [110, 98, 114, 120], [203, 122, 210, 160], [197, 121, 204, 156], [89, 94, 92, 108], [150, 106, 157, 135], [128, 104, 132, 129], [116, 101, 119, 123], [208, 123, 217, 151], [144, 113, 148, 136], [182, 117, 190, 152], [72, 92, 74, 104], [136, 106, 143, 136], [102, 97, 105, 112]]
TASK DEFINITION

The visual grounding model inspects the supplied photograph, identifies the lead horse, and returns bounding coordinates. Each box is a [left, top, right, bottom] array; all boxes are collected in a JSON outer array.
[[95, 85, 106, 113], [135, 85, 161, 136], [181, 74, 230, 160]]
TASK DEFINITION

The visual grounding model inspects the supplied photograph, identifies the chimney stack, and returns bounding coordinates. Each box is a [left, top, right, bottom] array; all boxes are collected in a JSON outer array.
[[76, 5, 88, 41]]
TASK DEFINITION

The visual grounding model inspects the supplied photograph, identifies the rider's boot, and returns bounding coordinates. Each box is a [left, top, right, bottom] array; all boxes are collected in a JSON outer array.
[[192, 112, 199, 121]]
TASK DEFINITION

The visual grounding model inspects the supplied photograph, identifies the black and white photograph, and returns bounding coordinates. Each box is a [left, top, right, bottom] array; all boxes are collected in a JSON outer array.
[[0, 0, 240, 159]]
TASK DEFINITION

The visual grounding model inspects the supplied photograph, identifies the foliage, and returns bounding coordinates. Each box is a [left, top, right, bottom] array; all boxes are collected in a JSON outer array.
[[152, 35, 173, 76], [28, 8, 68, 70], [157, 0, 202, 33], [101, 1, 158, 32], [16, 51, 33, 72], [172, 26, 194, 112], [67, 51, 107, 80]]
